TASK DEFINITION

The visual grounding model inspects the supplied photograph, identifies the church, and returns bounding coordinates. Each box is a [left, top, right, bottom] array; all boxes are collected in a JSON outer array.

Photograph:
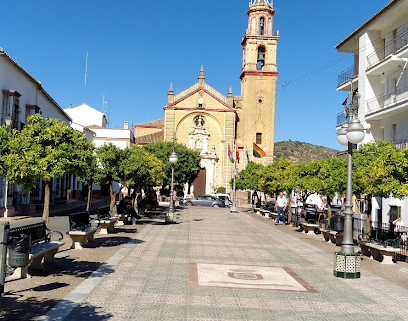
[[135, 0, 279, 195]]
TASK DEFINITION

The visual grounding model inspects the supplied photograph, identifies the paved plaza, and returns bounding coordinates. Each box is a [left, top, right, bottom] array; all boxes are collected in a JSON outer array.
[[40, 207, 408, 321]]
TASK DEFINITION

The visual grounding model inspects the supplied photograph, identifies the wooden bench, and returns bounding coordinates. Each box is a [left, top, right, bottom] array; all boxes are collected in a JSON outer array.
[[68, 212, 100, 249], [7, 221, 64, 280], [301, 223, 320, 234], [95, 206, 118, 234]]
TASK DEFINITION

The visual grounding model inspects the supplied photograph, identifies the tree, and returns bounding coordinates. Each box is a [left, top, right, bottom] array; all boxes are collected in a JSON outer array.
[[121, 145, 165, 190], [76, 145, 97, 213], [94, 143, 125, 210], [259, 158, 295, 197], [235, 162, 264, 191], [293, 160, 323, 203], [4, 114, 91, 226], [143, 142, 201, 187], [0, 125, 12, 178]]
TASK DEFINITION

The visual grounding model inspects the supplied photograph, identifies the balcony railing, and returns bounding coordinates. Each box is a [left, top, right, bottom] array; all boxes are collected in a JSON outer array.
[[367, 27, 408, 69], [337, 65, 357, 87], [336, 111, 347, 127], [366, 83, 408, 115], [392, 136, 408, 150]]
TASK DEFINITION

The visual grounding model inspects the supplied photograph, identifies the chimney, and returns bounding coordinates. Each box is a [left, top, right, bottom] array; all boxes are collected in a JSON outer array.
[[124, 121, 129, 130]]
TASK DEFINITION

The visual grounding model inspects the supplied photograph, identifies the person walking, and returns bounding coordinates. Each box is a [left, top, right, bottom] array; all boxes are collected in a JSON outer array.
[[275, 192, 287, 225]]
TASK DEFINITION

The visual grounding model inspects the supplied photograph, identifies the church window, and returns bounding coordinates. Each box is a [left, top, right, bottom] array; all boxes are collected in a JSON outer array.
[[257, 46, 265, 70], [256, 133, 262, 145], [259, 18, 265, 35]]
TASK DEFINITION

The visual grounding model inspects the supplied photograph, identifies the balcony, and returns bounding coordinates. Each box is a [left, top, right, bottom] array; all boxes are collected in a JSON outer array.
[[366, 83, 408, 116], [392, 137, 408, 150], [338, 65, 358, 87], [336, 111, 347, 127], [367, 28, 408, 70]]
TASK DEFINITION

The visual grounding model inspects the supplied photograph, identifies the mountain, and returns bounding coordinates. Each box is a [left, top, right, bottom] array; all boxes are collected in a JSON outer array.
[[274, 141, 339, 163]]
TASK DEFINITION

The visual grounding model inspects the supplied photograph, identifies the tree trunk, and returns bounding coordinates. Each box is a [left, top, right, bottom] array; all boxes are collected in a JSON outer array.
[[42, 179, 51, 228], [109, 183, 115, 211], [86, 181, 93, 213], [365, 195, 372, 240]]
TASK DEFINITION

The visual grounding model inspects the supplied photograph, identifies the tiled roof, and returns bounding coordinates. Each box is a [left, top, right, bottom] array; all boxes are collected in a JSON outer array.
[[135, 118, 164, 129], [135, 130, 164, 145]]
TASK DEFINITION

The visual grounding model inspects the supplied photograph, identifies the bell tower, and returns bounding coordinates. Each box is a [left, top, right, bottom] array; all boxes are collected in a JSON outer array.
[[240, 0, 278, 163]]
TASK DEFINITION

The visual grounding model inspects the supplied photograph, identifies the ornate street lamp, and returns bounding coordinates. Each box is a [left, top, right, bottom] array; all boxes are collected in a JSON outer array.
[[3, 116, 11, 212], [231, 167, 239, 213], [166, 149, 178, 224], [334, 93, 365, 279]]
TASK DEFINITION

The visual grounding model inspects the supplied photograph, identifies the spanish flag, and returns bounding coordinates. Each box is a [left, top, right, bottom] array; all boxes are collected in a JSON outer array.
[[253, 142, 266, 158]]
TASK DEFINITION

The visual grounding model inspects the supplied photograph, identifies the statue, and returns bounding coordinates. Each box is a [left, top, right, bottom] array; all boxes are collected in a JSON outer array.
[[195, 115, 204, 127]]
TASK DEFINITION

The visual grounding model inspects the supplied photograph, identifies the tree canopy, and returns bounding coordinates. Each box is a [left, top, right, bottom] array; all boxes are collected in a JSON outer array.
[[235, 161, 264, 191], [143, 142, 201, 187]]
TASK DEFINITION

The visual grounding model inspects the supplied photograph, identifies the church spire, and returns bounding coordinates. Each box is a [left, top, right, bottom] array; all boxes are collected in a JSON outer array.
[[198, 65, 205, 86], [168, 82, 174, 104], [250, 0, 272, 5]]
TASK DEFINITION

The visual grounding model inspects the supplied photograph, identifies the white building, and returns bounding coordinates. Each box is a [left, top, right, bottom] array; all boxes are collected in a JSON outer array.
[[335, 0, 408, 224], [65, 103, 134, 149], [0, 47, 75, 216]]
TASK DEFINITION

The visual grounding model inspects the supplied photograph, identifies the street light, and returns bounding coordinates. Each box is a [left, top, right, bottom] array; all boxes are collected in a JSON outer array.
[[3, 116, 11, 214], [166, 149, 178, 224], [334, 93, 365, 279], [231, 167, 239, 213]]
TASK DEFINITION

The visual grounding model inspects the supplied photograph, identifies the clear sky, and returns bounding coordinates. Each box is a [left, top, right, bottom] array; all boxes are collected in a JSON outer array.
[[0, 0, 391, 149]]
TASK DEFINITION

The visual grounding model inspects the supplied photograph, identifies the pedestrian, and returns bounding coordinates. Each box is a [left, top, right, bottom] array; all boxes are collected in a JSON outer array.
[[275, 192, 287, 225], [173, 189, 177, 210]]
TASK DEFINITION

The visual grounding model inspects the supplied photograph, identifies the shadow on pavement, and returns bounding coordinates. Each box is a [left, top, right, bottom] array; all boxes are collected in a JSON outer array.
[[0, 296, 113, 320]]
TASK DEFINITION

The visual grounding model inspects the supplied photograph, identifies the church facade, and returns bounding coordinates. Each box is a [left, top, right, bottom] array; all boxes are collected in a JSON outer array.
[[135, 0, 279, 195]]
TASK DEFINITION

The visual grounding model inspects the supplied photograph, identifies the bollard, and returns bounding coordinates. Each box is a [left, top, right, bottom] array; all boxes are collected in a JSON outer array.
[[0, 222, 10, 297]]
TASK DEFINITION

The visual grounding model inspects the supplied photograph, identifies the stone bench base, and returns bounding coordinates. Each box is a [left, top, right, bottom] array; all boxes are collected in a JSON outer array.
[[269, 212, 278, 220], [260, 210, 270, 217], [301, 223, 319, 234], [95, 217, 118, 234], [6, 241, 64, 281], [359, 242, 400, 264], [69, 227, 100, 249]]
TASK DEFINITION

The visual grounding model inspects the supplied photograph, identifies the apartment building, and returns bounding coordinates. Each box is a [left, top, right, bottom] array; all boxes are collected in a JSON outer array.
[[336, 0, 408, 223]]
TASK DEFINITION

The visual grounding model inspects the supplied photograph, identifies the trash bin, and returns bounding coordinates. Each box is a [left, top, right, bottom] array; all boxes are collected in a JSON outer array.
[[8, 234, 31, 268], [334, 215, 344, 233]]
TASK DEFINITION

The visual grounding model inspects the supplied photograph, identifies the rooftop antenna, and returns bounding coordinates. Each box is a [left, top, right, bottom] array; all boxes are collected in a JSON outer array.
[[101, 94, 108, 114], [84, 52, 88, 104]]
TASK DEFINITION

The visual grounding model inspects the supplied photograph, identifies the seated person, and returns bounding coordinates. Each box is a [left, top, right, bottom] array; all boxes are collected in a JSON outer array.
[[118, 196, 141, 224], [393, 217, 406, 233]]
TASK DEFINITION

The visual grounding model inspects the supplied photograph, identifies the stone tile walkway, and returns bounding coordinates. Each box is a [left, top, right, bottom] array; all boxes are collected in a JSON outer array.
[[42, 207, 408, 320]]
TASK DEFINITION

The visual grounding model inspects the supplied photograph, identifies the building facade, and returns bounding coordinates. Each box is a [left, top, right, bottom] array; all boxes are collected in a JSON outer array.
[[0, 47, 73, 216], [335, 0, 408, 223], [135, 0, 279, 195]]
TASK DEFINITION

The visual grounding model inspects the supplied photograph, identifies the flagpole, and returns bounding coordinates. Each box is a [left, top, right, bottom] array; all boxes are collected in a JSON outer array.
[[225, 141, 229, 192]]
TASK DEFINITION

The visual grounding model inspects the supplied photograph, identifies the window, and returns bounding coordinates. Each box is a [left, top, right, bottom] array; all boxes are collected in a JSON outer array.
[[1, 90, 21, 129], [257, 46, 265, 70], [259, 18, 265, 35], [256, 133, 262, 145]]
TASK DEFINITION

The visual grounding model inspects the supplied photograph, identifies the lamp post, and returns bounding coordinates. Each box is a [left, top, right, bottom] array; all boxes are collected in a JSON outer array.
[[231, 167, 239, 213], [3, 116, 11, 215], [166, 148, 178, 224], [334, 92, 365, 279]]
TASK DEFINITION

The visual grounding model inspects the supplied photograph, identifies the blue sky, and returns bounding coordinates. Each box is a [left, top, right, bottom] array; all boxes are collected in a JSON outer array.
[[0, 0, 390, 149]]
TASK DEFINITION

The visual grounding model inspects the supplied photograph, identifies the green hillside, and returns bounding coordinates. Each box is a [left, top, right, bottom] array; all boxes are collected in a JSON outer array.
[[274, 140, 339, 163]]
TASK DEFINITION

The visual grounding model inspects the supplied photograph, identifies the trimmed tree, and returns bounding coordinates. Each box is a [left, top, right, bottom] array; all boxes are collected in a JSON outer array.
[[143, 142, 201, 187], [4, 114, 92, 226]]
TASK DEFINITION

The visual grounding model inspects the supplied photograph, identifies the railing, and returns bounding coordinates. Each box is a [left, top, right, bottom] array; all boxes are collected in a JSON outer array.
[[366, 83, 408, 115], [338, 65, 357, 87], [336, 111, 347, 127], [392, 136, 408, 150], [367, 26, 408, 69]]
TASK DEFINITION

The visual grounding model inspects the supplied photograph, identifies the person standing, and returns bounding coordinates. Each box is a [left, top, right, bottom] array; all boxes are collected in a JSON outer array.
[[275, 192, 287, 225]]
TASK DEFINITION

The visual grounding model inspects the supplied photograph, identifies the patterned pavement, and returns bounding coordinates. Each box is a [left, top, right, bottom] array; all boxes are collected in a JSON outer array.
[[43, 207, 408, 320]]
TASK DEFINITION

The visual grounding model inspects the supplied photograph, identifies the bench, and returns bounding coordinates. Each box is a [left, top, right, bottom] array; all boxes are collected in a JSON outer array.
[[321, 229, 331, 242], [301, 223, 320, 234], [328, 231, 343, 246], [7, 221, 64, 280], [95, 206, 118, 235], [68, 212, 100, 249], [269, 212, 278, 220], [259, 209, 270, 217], [253, 207, 262, 215], [361, 243, 400, 264]]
